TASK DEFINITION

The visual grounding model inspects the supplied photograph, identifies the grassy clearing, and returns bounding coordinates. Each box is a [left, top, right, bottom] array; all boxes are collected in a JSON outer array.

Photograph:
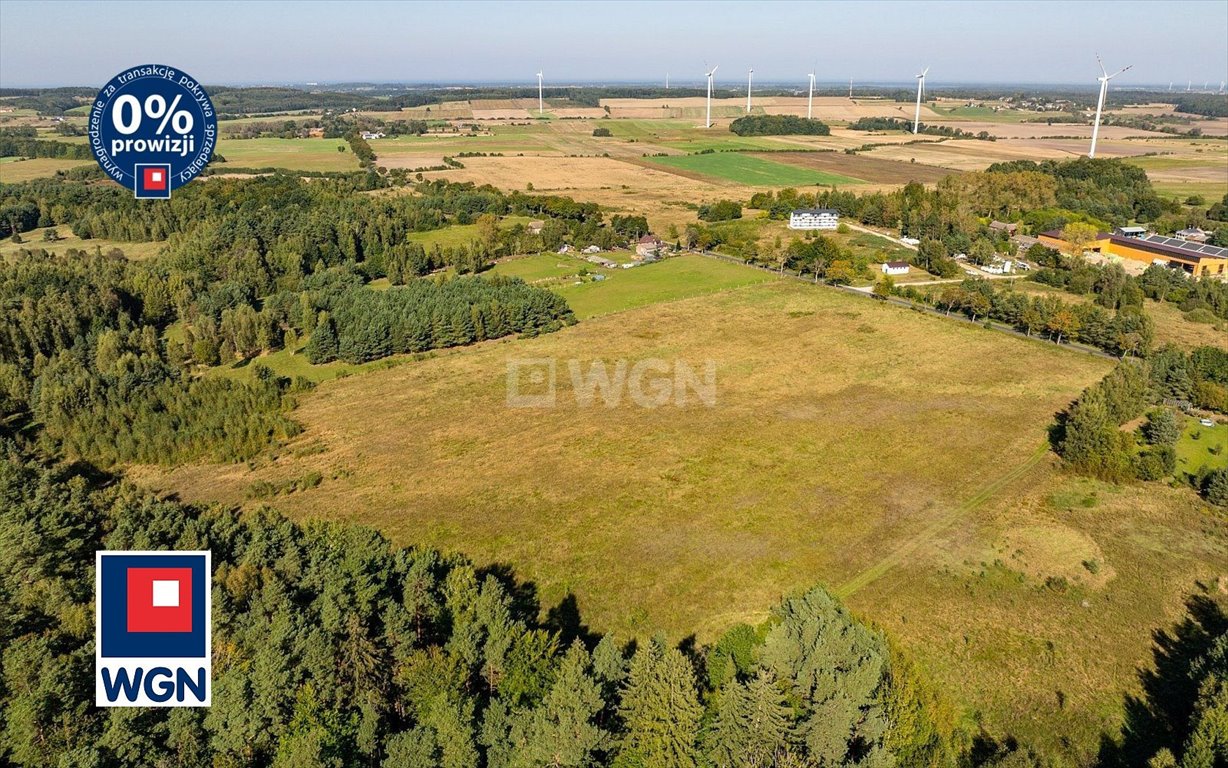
[[646, 152, 863, 186], [549, 253, 773, 318], [1175, 416, 1228, 476], [0, 226, 164, 261], [214, 137, 359, 172], [405, 215, 535, 249]]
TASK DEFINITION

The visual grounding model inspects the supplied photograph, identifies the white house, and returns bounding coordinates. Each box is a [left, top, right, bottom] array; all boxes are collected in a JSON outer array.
[[1176, 227, 1209, 243], [788, 208, 840, 230], [359, 131, 385, 140], [881, 261, 910, 276]]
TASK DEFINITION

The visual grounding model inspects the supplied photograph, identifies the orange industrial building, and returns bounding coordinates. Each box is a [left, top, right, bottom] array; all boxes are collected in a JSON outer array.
[[1038, 228, 1228, 278]]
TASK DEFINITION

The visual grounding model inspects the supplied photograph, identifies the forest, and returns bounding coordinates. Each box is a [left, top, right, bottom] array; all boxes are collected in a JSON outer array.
[[0, 175, 603, 465], [728, 115, 831, 137]]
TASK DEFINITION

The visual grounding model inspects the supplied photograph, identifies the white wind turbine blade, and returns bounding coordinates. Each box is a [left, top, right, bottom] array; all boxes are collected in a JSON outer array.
[[1095, 54, 1108, 78], [1107, 64, 1132, 80]]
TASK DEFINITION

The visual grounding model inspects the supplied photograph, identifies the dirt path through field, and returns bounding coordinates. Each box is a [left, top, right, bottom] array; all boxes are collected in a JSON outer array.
[[835, 441, 1051, 598]]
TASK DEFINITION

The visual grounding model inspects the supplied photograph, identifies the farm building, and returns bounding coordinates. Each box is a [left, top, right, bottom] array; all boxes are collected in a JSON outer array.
[[881, 261, 910, 276], [788, 208, 840, 230], [359, 131, 385, 140], [635, 235, 667, 260], [1114, 225, 1147, 239], [528, 220, 545, 234], [989, 221, 1018, 236], [1039, 230, 1228, 278]]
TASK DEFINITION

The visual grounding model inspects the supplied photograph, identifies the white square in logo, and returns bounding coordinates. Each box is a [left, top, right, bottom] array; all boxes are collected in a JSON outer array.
[[151, 170, 163, 183], [152, 579, 180, 607]]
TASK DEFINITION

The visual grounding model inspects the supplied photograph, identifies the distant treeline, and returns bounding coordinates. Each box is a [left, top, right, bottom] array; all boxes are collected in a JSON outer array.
[[4, 84, 1223, 116], [729, 114, 831, 136], [1173, 93, 1228, 117], [0, 135, 92, 159], [848, 116, 995, 140]]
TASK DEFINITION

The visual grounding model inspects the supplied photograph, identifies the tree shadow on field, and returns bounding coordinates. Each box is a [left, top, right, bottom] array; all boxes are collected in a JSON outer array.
[[544, 593, 600, 648], [1097, 590, 1228, 768]]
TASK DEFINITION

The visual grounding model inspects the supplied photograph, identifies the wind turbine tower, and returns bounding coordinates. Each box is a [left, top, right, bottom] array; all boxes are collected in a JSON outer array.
[[912, 67, 929, 134], [1089, 55, 1132, 159], [849, 77, 853, 99], [746, 68, 753, 112], [807, 72, 815, 119], [536, 70, 543, 115], [705, 65, 719, 128]]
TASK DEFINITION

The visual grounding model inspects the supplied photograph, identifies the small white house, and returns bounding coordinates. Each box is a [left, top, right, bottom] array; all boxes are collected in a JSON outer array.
[[1176, 227, 1209, 243], [881, 261, 910, 276], [359, 131, 385, 140], [788, 208, 840, 230], [900, 236, 921, 246]]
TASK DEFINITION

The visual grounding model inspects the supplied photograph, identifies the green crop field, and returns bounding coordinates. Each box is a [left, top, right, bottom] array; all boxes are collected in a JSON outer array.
[[646, 151, 864, 186], [213, 137, 360, 171]]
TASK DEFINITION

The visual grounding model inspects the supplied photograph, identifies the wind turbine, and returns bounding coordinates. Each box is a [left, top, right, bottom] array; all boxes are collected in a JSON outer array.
[[1220, 81, 1226, 95], [1089, 54, 1132, 159], [665, 72, 669, 90], [746, 68, 753, 113], [849, 77, 853, 99], [705, 65, 719, 128], [536, 70, 543, 115], [912, 67, 929, 134], [806, 72, 815, 118]]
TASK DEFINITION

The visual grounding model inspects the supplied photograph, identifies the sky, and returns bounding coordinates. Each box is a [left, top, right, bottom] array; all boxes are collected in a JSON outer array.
[[1, 0, 1227, 89]]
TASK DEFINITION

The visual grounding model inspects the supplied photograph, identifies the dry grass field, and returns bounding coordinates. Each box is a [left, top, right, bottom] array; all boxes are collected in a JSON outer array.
[[0, 156, 93, 182], [129, 273, 1228, 760]]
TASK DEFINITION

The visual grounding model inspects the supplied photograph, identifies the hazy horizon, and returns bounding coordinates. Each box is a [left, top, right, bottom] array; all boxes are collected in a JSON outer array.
[[1, 0, 1226, 89]]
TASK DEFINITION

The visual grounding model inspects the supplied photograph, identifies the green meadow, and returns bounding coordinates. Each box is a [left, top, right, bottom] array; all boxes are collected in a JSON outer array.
[[647, 151, 864, 186]]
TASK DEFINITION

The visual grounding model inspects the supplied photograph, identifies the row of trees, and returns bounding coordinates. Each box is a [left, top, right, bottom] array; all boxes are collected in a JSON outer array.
[[904, 278, 1155, 356], [847, 117, 994, 141], [0, 445, 966, 767]]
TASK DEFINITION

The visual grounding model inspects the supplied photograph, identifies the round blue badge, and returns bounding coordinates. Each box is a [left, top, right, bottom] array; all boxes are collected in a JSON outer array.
[[88, 64, 216, 199]]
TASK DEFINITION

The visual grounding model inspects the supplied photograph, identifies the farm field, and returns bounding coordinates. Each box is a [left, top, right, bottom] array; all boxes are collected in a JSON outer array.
[[214, 137, 360, 171], [763, 150, 955, 184], [129, 272, 1228, 761], [645, 151, 864, 186], [0, 156, 92, 182]]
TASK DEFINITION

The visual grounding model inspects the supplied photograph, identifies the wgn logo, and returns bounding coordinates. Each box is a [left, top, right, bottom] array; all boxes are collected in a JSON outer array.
[[95, 551, 211, 707]]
